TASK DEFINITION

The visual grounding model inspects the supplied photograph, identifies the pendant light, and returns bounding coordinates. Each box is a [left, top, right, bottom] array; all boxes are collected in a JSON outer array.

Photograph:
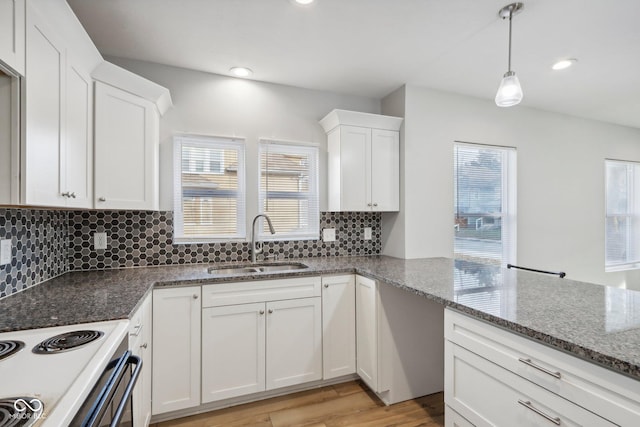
[[495, 3, 524, 107]]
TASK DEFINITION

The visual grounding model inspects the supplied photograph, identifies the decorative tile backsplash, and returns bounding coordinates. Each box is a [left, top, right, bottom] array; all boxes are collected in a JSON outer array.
[[0, 209, 69, 298], [0, 208, 380, 298], [69, 211, 381, 270]]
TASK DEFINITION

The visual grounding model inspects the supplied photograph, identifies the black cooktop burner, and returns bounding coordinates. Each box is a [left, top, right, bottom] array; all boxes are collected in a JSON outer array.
[[32, 330, 104, 354], [0, 341, 24, 361], [0, 397, 44, 427]]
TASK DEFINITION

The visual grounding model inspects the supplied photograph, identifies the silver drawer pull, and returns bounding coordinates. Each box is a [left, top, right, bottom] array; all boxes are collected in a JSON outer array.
[[129, 324, 142, 337], [259, 310, 265, 315], [517, 400, 561, 425], [140, 343, 148, 349], [324, 284, 329, 288], [518, 358, 562, 379], [268, 309, 274, 314]]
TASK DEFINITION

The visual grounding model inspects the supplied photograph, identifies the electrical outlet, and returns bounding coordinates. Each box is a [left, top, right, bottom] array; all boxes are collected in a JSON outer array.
[[323, 228, 336, 242], [0, 239, 11, 265], [94, 232, 108, 250], [364, 227, 372, 240]]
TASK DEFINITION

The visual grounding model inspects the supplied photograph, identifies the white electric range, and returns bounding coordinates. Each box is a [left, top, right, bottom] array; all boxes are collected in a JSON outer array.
[[0, 320, 129, 426]]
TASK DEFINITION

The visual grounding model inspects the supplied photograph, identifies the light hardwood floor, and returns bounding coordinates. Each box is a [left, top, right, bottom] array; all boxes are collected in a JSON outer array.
[[152, 381, 445, 427]]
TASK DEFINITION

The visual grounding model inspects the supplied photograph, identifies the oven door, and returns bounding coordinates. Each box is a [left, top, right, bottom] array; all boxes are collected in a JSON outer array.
[[71, 338, 142, 427]]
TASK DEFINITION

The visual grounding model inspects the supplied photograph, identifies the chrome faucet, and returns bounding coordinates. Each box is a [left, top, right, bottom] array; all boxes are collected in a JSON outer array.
[[251, 214, 276, 263]]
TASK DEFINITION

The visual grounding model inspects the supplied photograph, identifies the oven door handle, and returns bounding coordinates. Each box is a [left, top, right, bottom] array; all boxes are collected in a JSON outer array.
[[81, 351, 141, 427], [110, 354, 142, 427]]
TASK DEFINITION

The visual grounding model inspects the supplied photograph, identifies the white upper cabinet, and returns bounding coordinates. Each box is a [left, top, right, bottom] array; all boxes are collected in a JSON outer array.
[[94, 81, 159, 210], [320, 109, 402, 212], [0, 0, 25, 75], [23, 3, 66, 206], [23, 1, 95, 208], [63, 52, 93, 208]]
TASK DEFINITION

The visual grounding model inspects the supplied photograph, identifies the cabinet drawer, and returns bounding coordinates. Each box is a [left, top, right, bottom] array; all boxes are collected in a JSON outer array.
[[445, 309, 640, 425], [445, 341, 615, 427], [202, 276, 321, 307]]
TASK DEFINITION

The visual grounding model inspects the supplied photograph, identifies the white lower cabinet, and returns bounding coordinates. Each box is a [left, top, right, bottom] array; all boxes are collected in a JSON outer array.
[[355, 275, 379, 391], [201, 297, 322, 403], [444, 308, 640, 426], [200, 276, 322, 405], [265, 297, 322, 390], [202, 302, 266, 403], [446, 341, 614, 426], [321, 275, 356, 380], [129, 294, 152, 427], [152, 286, 201, 415], [355, 275, 444, 405]]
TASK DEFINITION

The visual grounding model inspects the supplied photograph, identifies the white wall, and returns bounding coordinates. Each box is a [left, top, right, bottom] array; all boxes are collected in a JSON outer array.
[[106, 57, 380, 223], [384, 84, 640, 289]]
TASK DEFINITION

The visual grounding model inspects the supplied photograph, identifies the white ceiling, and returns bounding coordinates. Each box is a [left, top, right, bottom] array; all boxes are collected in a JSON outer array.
[[67, 0, 640, 129]]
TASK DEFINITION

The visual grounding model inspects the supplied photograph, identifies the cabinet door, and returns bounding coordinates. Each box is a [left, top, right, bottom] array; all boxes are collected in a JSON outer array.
[[266, 297, 322, 390], [94, 81, 159, 210], [130, 294, 152, 427], [322, 275, 356, 379], [355, 275, 378, 392], [63, 55, 92, 208], [339, 125, 370, 211], [202, 303, 266, 403], [370, 129, 399, 211], [24, 3, 65, 206], [152, 287, 201, 415], [0, 0, 25, 75]]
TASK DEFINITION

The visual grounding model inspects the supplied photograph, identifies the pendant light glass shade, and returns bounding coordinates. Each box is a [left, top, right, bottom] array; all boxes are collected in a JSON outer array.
[[495, 71, 523, 107], [495, 3, 524, 107]]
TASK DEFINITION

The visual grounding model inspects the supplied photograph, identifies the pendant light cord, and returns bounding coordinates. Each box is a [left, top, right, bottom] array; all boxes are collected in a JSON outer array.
[[507, 8, 513, 72]]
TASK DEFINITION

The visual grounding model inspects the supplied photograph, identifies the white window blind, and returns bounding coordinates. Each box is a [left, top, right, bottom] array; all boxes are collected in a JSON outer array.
[[605, 160, 640, 271], [173, 135, 246, 242], [454, 142, 517, 266], [258, 140, 319, 240]]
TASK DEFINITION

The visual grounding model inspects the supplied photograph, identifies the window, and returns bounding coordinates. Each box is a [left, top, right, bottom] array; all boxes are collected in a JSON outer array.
[[605, 160, 640, 271], [258, 140, 319, 240], [174, 135, 246, 241], [454, 142, 516, 266]]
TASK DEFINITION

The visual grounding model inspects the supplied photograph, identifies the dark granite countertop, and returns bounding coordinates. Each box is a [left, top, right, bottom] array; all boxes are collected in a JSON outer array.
[[1, 256, 639, 381]]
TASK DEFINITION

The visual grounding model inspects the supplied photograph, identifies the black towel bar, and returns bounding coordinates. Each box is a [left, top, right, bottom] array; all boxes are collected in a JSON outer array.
[[507, 264, 566, 278]]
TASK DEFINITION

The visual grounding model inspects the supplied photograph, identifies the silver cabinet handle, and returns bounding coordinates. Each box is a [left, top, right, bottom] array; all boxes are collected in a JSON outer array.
[[129, 324, 142, 337], [193, 294, 199, 299], [62, 191, 70, 198], [367, 203, 372, 207], [98, 197, 106, 202], [140, 343, 148, 349], [518, 358, 561, 379], [259, 310, 265, 315], [373, 203, 378, 207], [324, 284, 329, 288], [268, 309, 273, 314], [517, 400, 561, 425], [70, 192, 76, 198]]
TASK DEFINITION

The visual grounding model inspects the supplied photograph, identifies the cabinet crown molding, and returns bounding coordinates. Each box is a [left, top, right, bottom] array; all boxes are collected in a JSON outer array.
[[319, 109, 403, 133], [92, 61, 173, 116]]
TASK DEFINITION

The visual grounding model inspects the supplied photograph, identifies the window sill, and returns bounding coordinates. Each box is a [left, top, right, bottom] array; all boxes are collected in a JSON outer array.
[[605, 262, 640, 273]]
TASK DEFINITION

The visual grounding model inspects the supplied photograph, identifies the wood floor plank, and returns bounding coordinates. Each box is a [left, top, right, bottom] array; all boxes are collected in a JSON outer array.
[[155, 381, 444, 427], [270, 389, 379, 427]]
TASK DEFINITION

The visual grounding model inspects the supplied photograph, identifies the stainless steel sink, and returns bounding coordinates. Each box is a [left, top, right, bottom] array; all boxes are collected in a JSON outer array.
[[207, 263, 309, 275]]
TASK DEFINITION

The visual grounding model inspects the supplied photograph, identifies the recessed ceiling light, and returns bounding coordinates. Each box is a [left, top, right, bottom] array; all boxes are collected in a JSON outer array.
[[291, 0, 315, 5], [229, 67, 253, 78], [552, 58, 577, 70]]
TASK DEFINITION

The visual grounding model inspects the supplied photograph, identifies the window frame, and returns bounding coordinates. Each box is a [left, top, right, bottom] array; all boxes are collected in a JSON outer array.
[[257, 139, 320, 241], [605, 159, 640, 272], [173, 134, 246, 243], [453, 141, 517, 266]]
